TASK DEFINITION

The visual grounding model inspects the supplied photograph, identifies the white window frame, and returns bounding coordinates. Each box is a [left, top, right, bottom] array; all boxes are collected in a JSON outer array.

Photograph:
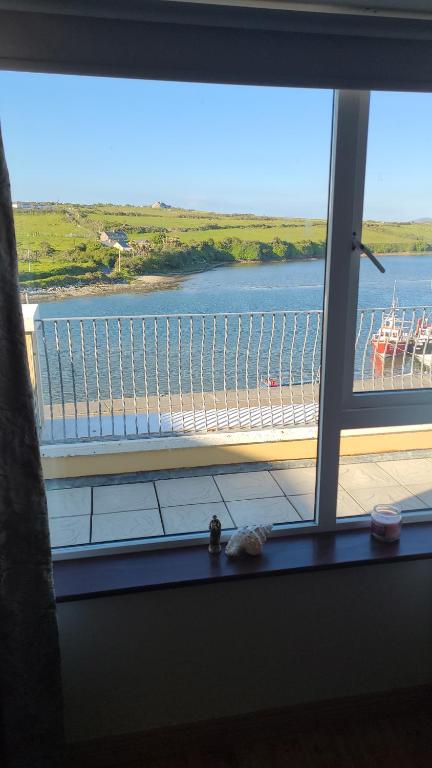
[[316, 89, 432, 532]]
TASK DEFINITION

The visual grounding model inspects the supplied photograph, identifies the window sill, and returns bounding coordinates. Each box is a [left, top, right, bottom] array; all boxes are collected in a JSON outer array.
[[53, 522, 432, 602]]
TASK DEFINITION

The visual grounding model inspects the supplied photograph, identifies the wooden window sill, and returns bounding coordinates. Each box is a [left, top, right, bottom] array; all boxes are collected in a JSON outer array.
[[53, 522, 432, 602]]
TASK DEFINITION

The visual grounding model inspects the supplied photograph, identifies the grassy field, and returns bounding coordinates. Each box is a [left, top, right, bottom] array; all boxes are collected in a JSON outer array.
[[14, 204, 432, 290]]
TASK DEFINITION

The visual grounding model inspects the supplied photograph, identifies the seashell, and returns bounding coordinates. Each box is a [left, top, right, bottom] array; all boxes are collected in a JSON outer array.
[[225, 524, 272, 558]]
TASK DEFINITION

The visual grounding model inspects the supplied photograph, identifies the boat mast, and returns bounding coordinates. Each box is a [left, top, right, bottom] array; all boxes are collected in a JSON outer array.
[[391, 280, 398, 309]]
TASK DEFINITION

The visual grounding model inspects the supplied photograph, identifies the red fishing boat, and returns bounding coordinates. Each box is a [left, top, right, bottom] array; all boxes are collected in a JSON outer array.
[[371, 310, 411, 358]]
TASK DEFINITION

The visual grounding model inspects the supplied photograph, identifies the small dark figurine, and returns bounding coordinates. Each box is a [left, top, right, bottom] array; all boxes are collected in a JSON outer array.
[[208, 514, 222, 554]]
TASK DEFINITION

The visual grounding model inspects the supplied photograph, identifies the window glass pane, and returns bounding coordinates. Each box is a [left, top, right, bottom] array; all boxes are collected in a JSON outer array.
[[1, 72, 333, 548], [354, 92, 432, 393], [336, 427, 432, 519]]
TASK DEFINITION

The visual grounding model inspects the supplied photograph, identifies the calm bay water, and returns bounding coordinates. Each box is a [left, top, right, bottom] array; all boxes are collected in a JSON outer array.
[[35, 256, 432, 413], [38, 255, 432, 319]]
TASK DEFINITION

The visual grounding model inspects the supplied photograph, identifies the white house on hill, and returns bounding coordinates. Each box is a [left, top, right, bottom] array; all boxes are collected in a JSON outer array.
[[12, 201, 53, 210], [99, 230, 132, 251]]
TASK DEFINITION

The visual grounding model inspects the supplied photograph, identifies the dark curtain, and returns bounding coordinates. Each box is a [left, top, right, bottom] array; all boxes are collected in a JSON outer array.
[[0, 129, 64, 766]]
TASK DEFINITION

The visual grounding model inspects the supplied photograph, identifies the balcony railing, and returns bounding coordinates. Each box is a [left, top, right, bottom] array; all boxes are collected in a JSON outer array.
[[29, 306, 432, 443]]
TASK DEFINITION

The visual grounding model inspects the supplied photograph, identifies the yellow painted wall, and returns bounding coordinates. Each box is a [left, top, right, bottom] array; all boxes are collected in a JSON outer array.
[[339, 430, 432, 456], [42, 430, 432, 479], [25, 332, 36, 390]]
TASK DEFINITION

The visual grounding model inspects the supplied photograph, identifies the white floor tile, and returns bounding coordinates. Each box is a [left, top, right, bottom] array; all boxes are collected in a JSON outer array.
[[399, 483, 432, 508], [338, 462, 397, 490], [287, 494, 315, 521], [161, 501, 233, 535], [336, 489, 368, 518], [93, 482, 157, 514], [377, 458, 432, 485], [288, 488, 367, 520], [227, 496, 301, 527], [214, 471, 283, 501], [155, 475, 221, 507], [91, 508, 163, 543], [347, 485, 427, 515], [46, 487, 91, 518], [49, 515, 90, 547], [271, 467, 316, 496]]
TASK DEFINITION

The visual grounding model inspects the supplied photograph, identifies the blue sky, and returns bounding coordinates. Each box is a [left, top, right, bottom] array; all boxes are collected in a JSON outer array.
[[0, 71, 430, 220]]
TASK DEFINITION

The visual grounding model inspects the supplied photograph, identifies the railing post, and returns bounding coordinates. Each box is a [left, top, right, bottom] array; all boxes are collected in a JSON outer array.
[[22, 303, 45, 436]]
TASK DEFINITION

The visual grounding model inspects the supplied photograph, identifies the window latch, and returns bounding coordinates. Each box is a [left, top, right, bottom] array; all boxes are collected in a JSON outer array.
[[352, 236, 385, 274]]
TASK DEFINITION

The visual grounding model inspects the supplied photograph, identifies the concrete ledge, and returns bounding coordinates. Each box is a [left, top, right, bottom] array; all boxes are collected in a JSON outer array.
[[41, 426, 318, 457], [41, 425, 432, 479]]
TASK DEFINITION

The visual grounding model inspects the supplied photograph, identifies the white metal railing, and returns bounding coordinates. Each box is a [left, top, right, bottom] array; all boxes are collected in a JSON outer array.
[[31, 306, 432, 443]]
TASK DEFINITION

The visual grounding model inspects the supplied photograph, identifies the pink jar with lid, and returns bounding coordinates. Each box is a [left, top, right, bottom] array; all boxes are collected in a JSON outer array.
[[371, 505, 402, 543]]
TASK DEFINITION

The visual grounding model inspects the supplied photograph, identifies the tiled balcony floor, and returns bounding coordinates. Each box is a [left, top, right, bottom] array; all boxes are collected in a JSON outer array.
[[46, 451, 432, 548]]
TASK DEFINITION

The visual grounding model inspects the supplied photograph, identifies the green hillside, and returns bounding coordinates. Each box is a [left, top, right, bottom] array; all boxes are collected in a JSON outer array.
[[14, 203, 432, 290]]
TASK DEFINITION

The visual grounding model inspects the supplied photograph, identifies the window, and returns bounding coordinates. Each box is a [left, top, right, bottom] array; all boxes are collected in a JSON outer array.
[[2, 74, 334, 550], [354, 92, 432, 394], [3, 75, 432, 556], [316, 91, 432, 531]]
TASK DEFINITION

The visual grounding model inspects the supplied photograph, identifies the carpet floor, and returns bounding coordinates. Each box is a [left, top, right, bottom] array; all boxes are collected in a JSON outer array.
[[120, 708, 432, 768]]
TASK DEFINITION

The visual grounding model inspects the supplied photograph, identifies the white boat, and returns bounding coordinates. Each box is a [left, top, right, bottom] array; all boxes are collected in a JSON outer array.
[[414, 320, 432, 367]]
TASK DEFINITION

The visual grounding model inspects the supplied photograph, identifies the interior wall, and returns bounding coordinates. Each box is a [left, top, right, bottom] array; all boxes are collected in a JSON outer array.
[[2, 7, 432, 91], [58, 558, 432, 743]]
